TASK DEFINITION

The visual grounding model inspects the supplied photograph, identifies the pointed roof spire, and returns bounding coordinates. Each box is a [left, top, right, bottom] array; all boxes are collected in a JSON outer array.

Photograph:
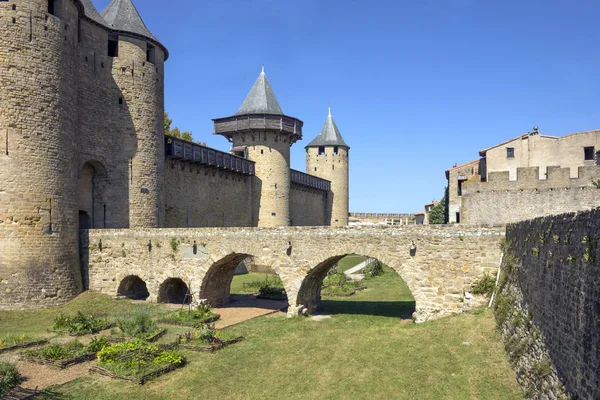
[[235, 67, 284, 116], [101, 0, 157, 41], [79, 0, 107, 27], [306, 107, 349, 148]]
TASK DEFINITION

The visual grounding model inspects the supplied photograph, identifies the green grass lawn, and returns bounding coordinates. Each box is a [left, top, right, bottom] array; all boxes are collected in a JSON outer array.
[[1, 269, 523, 399], [335, 254, 366, 273], [230, 272, 280, 295]]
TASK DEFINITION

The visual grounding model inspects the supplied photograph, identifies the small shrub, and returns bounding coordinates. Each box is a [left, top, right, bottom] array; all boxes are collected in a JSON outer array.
[[592, 178, 600, 189], [471, 273, 496, 297], [162, 305, 220, 324], [0, 362, 22, 398], [363, 260, 384, 278], [532, 356, 553, 379], [493, 293, 512, 329], [170, 237, 179, 252], [52, 312, 108, 335], [117, 309, 159, 339]]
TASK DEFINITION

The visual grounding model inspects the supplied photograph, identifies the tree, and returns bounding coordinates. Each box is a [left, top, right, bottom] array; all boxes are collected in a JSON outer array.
[[164, 112, 172, 135], [429, 187, 449, 224], [164, 111, 194, 142]]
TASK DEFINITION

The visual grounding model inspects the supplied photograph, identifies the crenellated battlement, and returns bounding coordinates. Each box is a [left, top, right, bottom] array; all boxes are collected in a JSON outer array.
[[464, 165, 600, 193]]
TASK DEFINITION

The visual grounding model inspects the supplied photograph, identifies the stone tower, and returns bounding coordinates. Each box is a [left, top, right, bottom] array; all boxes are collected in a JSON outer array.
[[306, 108, 350, 226], [213, 68, 303, 227], [101, 0, 167, 228], [0, 0, 166, 309]]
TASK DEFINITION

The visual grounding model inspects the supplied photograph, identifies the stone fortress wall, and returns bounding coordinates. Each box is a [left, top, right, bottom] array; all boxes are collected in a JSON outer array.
[[494, 208, 600, 399], [0, 0, 345, 309], [461, 165, 600, 225]]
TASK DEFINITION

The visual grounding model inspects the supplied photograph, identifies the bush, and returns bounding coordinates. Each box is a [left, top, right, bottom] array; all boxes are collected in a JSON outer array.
[[26, 340, 89, 361], [258, 286, 286, 297], [117, 309, 159, 339], [323, 273, 348, 288], [471, 273, 496, 297], [363, 260, 384, 278], [0, 362, 22, 398], [52, 311, 108, 335]]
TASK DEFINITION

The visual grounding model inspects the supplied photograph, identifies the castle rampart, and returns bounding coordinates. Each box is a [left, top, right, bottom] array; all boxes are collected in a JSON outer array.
[[461, 166, 600, 225]]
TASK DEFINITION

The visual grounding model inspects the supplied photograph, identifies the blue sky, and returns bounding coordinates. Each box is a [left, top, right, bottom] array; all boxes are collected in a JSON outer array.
[[94, 0, 600, 213]]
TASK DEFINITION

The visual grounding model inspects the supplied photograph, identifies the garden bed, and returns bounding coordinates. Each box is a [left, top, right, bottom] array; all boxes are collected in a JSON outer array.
[[91, 340, 186, 385], [24, 352, 96, 369], [0, 339, 48, 355], [157, 306, 221, 327], [50, 312, 114, 336], [89, 362, 184, 385], [178, 336, 245, 353], [158, 314, 220, 327], [22, 339, 104, 369], [108, 328, 167, 344]]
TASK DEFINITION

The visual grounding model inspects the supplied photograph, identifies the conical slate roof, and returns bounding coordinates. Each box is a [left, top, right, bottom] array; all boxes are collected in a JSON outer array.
[[307, 108, 349, 148], [80, 0, 107, 27], [235, 67, 284, 116], [101, 0, 157, 41]]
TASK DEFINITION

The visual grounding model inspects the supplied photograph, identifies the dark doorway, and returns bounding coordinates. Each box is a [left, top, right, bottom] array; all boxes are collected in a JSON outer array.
[[79, 211, 91, 229], [158, 278, 190, 304], [117, 276, 150, 300]]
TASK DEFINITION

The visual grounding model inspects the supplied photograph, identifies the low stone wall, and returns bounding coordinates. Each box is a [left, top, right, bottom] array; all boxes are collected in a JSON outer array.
[[85, 225, 504, 322], [494, 208, 600, 399]]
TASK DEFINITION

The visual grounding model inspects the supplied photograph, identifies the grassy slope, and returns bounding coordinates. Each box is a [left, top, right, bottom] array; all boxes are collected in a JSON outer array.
[[2, 268, 522, 399]]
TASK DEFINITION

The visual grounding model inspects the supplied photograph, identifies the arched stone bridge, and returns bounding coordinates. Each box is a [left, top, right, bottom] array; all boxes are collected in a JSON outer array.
[[84, 225, 504, 322]]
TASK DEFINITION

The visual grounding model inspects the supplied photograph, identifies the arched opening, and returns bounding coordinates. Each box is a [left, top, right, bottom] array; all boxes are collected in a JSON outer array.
[[201, 254, 288, 311], [297, 254, 415, 319], [158, 278, 190, 304], [117, 275, 150, 300], [76, 161, 109, 229]]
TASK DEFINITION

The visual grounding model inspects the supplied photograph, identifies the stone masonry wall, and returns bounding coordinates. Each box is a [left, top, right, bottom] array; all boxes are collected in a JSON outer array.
[[462, 165, 600, 225], [289, 185, 327, 226], [85, 225, 504, 322], [494, 208, 600, 399], [163, 160, 255, 227]]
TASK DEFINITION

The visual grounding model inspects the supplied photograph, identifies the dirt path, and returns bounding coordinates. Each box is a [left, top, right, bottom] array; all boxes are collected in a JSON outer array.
[[213, 295, 288, 329], [16, 360, 96, 390]]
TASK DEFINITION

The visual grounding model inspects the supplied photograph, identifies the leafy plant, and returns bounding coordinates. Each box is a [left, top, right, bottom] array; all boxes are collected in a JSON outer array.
[[0, 362, 22, 398], [26, 340, 89, 360], [363, 260, 384, 278], [116, 309, 159, 339], [97, 339, 184, 377], [471, 273, 496, 297], [161, 305, 220, 324], [591, 178, 600, 189], [170, 237, 179, 252], [52, 311, 108, 335], [88, 336, 111, 353]]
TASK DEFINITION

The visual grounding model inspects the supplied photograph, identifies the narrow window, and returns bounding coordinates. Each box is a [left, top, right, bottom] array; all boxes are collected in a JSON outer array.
[[318, 146, 325, 155], [457, 179, 466, 196], [334, 146, 339, 155], [455, 212, 461, 223], [506, 147, 515, 158], [146, 44, 155, 64], [584, 146, 595, 161], [108, 36, 118, 57], [118, 97, 123, 105], [48, 0, 56, 15]]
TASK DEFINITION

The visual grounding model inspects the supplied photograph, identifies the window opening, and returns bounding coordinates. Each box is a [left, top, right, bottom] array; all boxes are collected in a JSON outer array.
[[318, 146, 325, 155], [455, 212, 461, 223], [457, 179, 467, 196], [48, 0, 56, 15], [108, 36, 118, 57], [146, 44, 155, 64], [584, 146, 595, 161], [334, 146, 339, 155], [506, 147, 515, 158]]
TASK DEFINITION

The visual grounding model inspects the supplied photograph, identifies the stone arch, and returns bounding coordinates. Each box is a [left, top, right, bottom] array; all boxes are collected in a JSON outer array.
[[76, 160, 109, 229], [117, 275, 150, 300], [296, 253, 417, 318], [158, 278, 190, 304], [199, 253, 254, 307]]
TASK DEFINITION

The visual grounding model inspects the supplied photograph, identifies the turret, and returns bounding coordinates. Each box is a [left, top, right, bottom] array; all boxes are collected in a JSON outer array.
[[213, 68, 303, 227], [0, 0, 83, 308], [101, 0, 167, 227], [306, 108, 350, 226]]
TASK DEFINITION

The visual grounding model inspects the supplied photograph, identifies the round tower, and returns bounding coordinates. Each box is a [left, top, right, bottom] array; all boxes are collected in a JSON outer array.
[[0, 0, 82, 308], [306, 108, 350, 226], [101, 0, 168, 228], [213, 68, 303, 227]]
